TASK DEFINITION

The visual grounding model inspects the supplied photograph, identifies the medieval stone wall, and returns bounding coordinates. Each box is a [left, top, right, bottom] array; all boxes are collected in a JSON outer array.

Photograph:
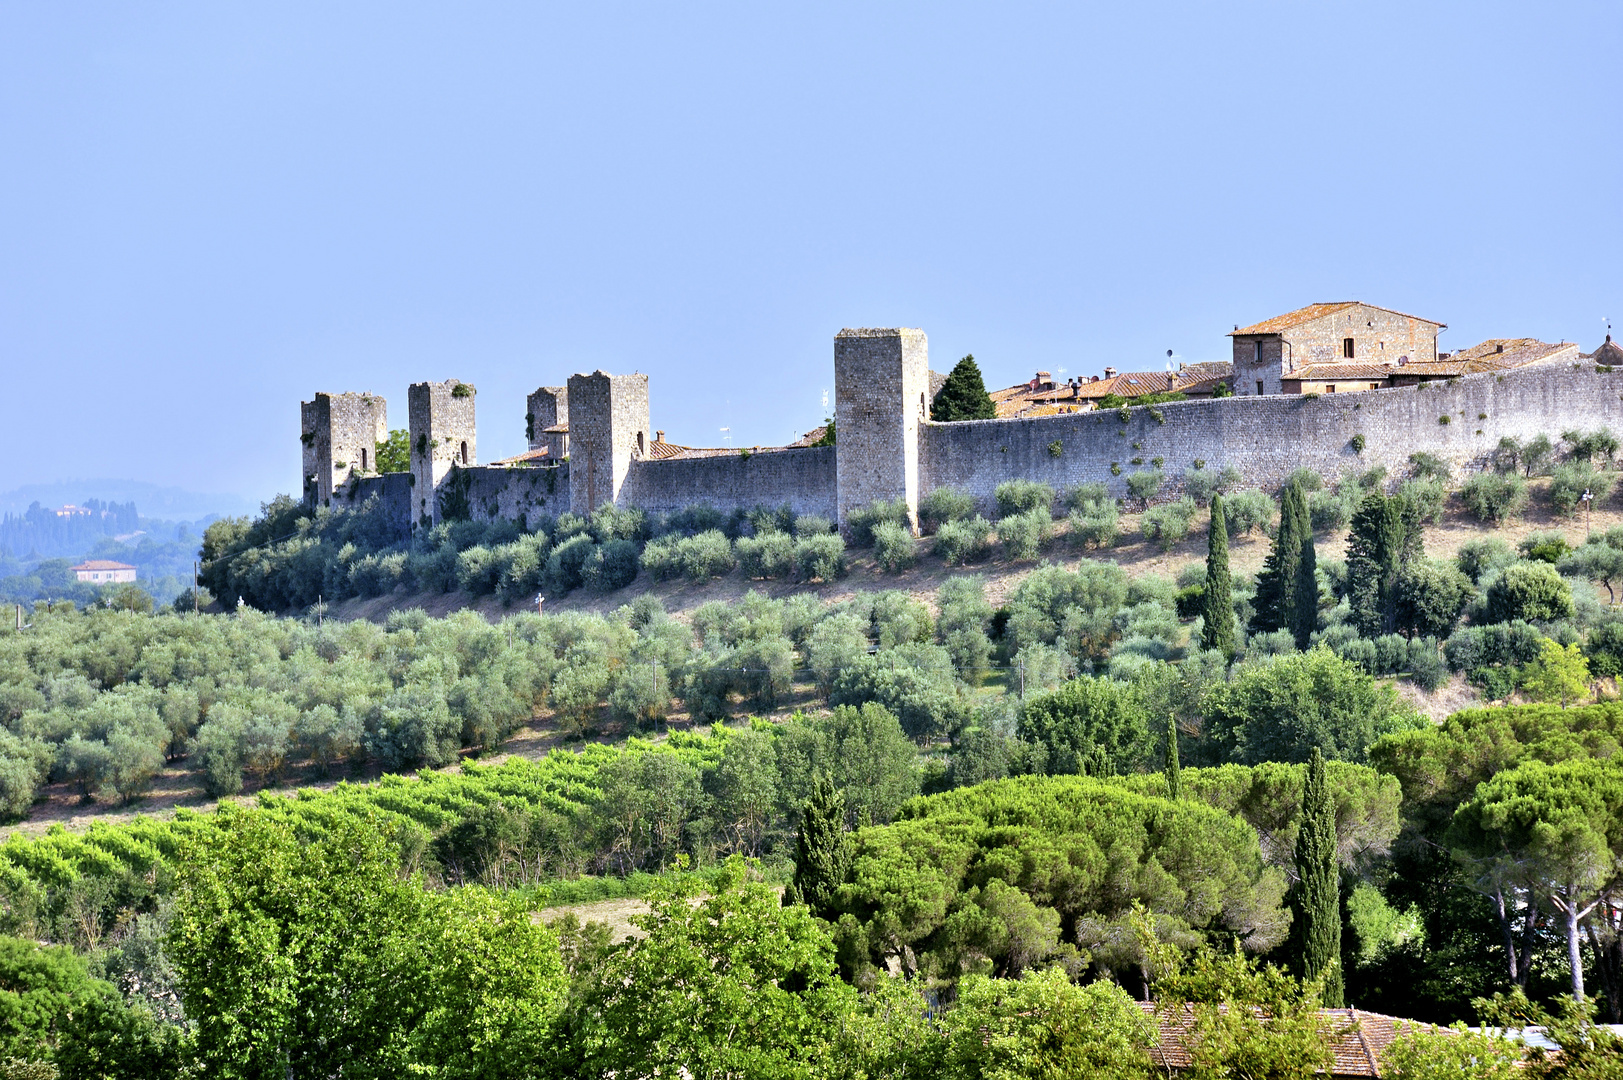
[[920, 360, 1623, 509], [619, 446, 837, 517]]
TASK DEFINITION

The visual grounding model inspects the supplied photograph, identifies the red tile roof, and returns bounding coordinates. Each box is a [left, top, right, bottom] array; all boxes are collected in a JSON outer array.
[[1231, 302, 1443, 337], [1143, 1003, 1451, 1076], [1287, 363, 1399, 381], [486, 448, 557, 466], [69, 560, 136, 572]]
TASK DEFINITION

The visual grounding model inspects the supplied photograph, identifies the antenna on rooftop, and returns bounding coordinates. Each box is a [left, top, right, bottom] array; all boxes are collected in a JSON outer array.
[[821, 389, 828, 412], [720, 426, 731, 447]]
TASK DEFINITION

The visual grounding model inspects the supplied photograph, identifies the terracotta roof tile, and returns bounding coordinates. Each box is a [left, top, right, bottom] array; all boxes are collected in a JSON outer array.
[[1142, 1003, 1448, 1076], [1288, 363, 1397, 381], [70, 560, 136, 572], [1230, 302, 1443, 336]]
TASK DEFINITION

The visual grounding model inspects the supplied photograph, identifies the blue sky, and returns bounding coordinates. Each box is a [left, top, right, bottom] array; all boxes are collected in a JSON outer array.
[[2, 2, 1618, 506]]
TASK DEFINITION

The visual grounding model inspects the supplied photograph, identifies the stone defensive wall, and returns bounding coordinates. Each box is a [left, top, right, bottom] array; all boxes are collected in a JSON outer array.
[[620, 446, 838, 518], [921, 359, 1623, 508], [304, 330, 1621, 538]]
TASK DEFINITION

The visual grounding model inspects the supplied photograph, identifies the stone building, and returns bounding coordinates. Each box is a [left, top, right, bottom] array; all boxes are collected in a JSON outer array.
[[70, 560, 136, 584], [1229, 302, 1445, 396], [408, 380, 477, 527], [300, 391, 388, 506]]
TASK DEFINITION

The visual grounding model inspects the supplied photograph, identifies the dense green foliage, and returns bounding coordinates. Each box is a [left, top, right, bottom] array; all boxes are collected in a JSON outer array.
[[1291, 749, 1343, 1005], [930, 355, 997, 422]]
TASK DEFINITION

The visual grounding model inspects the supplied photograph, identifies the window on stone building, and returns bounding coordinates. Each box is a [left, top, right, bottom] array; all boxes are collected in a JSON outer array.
[[1256, 381, 1264, 395], [1326, 385, 1336, 393], [1343, 338, 1355, 358], [1253, 341, 1263, 364], [360, 448, 368, 470], [460, 441, 468, 464], [638, 431, 645, 454]]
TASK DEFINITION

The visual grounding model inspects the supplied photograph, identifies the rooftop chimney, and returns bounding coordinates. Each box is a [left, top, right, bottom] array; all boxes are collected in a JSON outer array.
[[1104, 367, 1117, 378], [655, 430, 664, 442], [1496, 343, 1504, 353]]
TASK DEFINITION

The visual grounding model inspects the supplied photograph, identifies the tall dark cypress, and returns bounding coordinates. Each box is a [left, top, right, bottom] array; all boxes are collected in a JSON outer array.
[[1164, 712, 1181, 800], [1347, 493, 1421, 638], [930, 355, 997, 421], [784, 775, 849, 920], [1291, 504, 1319, 650], [1252, 480, 1306, 635], [1201, 494, 1235, 659], [1293, 748, 1344, 1006]]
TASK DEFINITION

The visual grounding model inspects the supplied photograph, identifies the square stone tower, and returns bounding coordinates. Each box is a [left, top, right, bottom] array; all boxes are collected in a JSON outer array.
[[834, 328, 929, 530], [567, 371, 650, 514], [408, 380, 477, 527], [526, 386, 569, 459], [300, 392, 388, 507]]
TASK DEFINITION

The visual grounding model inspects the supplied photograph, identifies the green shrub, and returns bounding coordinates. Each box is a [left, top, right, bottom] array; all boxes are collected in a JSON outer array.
[[1561, 427, 1620, 466], [1460, 472, 1528, 524], [794, 514, 833, 537], [1484, 561, 1574, 624], [872, 521, 918, 573], [545, 534, 597, 592], [794, 534, 846, 581], [1140, 496, 1197, 552], [1124, 469, 1163, 508], [1398, 476, 1447, 524], [1068, 505, 1120, 550], [1285, 467, 1324, 493], [1408, 451, 1451, 481], [678, 530, 736, 581], [640, 535, 683, 580], [1549, 461, 1614, 516], [1456, 537, 1516, 582], [580, 539, 639, 593], [934, 516, 994, 565], [845, 499, 909, 547], [1308, 487, 1355, 532], [994, 479, 1054, 519], [1222, 488, 1274, 536], [1181, 464, 1219, 505], [1518, 531, 1571, 564], [1061, 482, 1110, 513], [918, 487, 975, 534], [735, 532, 797, 579], [997, 507, 1053, 561], [1349, 434, 1365, 453]]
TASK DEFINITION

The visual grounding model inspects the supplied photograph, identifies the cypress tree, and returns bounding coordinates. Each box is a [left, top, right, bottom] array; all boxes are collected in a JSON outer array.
[[784, 775, 849, 920], [1201, 493, 1235, 658], [1347, 493, 1422, 637], [1252, 480, 1306, 635], [1291, 507, 1319, 650], [1164, 712, 1181, 800], [931, 355, 997, 421], [1293, 748, 1344, 1006]]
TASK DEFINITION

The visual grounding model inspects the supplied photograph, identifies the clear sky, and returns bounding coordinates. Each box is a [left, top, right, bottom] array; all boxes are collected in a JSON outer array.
[[3, 2, 1618, 505]]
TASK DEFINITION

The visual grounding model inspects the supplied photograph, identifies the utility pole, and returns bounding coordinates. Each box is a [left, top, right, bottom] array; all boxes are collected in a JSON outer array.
[[1583, 489, 1594, 541], [193, 560, 200, 614]]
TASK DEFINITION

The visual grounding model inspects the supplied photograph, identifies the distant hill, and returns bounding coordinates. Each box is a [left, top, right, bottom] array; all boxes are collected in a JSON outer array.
[[0, 479, 259, 524]]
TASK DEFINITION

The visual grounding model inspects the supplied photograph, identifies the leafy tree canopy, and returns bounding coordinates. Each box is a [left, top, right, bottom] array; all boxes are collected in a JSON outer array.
[[931, 356, 997, 422]]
